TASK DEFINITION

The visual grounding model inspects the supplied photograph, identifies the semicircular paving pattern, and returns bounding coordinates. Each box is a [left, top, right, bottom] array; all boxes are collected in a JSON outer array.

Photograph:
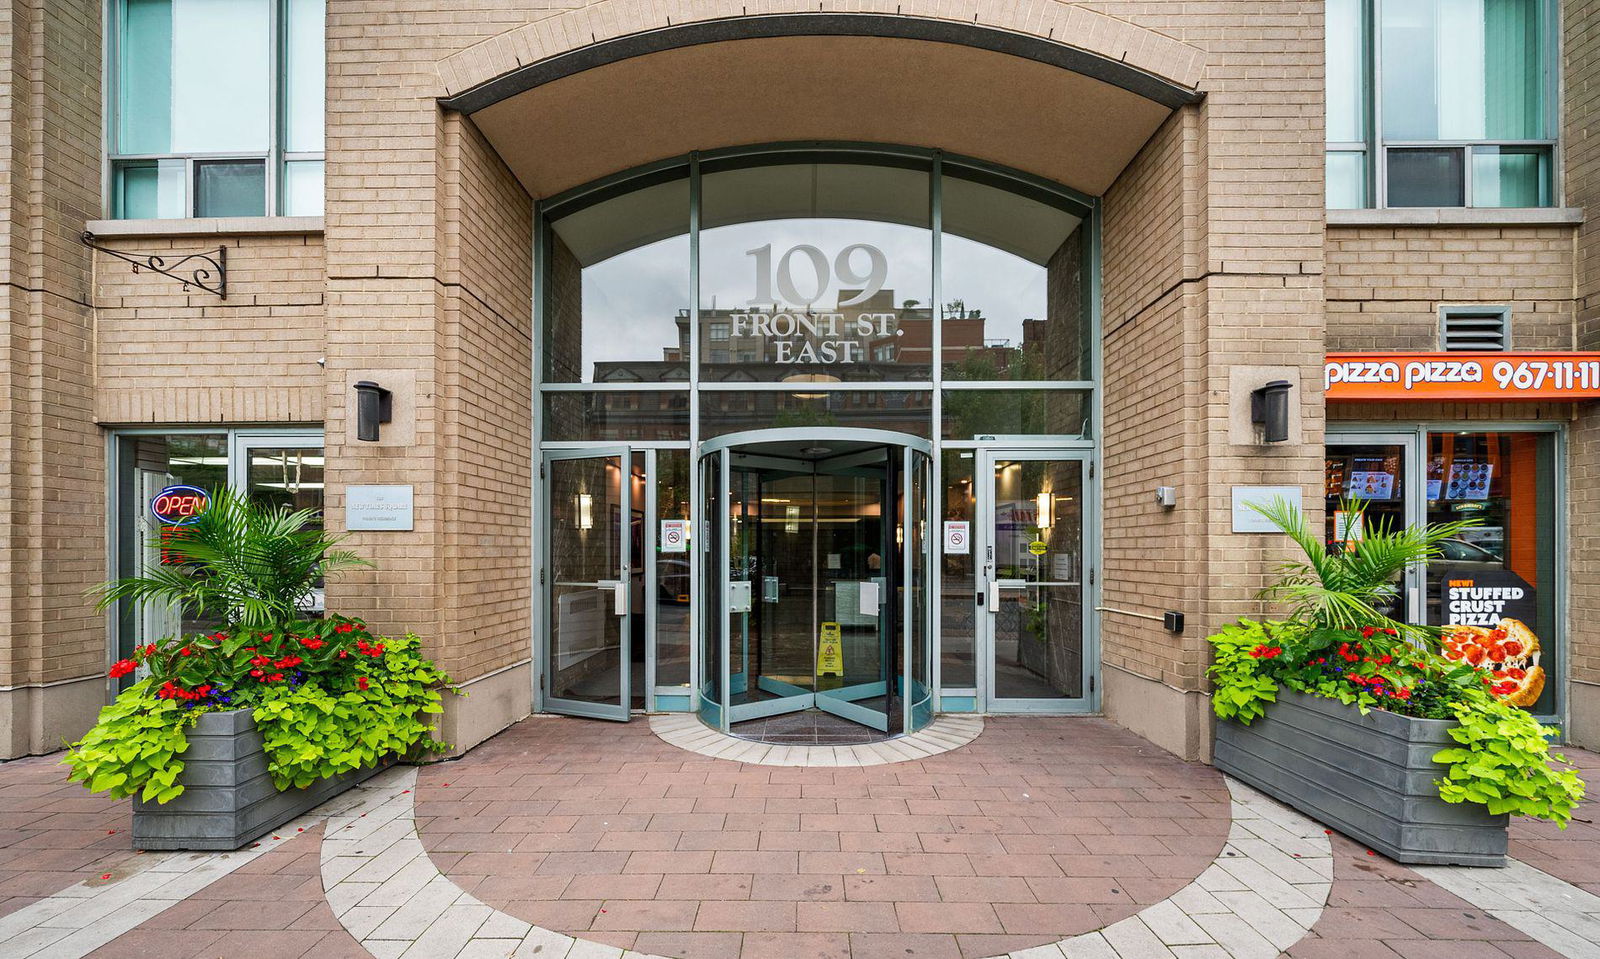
[[317, 716, 1335, 959]]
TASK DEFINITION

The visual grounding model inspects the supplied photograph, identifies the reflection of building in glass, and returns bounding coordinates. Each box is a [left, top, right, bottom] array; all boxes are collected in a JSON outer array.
[[590, 288, 1067, 385]]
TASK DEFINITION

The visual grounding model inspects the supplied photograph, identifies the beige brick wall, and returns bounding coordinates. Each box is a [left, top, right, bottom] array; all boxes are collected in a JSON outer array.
[[93, 234, 327, 424], [1327, 225, 1578, 353], [0, 0, 105, 754]]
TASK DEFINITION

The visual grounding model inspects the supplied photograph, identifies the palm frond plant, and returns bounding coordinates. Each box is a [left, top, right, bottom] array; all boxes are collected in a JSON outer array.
[[1248, 495, 1475, 638], [91, 484, 370, 629]]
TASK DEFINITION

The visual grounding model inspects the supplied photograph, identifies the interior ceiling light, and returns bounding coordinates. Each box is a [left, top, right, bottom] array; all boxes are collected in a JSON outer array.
[[800, 446, 832, 456]]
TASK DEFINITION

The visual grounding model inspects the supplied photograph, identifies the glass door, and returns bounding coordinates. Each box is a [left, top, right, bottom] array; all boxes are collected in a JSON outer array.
[[979, 451, 1091, 711], [1325, 432, 1423, 623], [543, 447, 632, 721], [234, 435, 326, 616]]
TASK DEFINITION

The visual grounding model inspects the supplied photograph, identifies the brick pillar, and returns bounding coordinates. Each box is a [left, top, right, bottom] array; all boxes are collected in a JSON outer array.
[[1563, 0, 1600, 748], [0, 0, 106, 758], [1099, 1, 1327, 761], [322, 5, 535, 753]]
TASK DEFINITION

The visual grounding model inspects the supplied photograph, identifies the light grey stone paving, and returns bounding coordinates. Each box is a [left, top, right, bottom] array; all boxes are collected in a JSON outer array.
[[648, 713, 985, 765], [1412, 856, 1600, 959]]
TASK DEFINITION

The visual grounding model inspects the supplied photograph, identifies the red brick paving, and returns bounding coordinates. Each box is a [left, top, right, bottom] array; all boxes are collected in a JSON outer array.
[[1508, 746, 1600, 898], [84, 825, 370, 959], [1286, 833, 1568, 959], [0, 751, 138, 919], [414, 716, 1230, 959]]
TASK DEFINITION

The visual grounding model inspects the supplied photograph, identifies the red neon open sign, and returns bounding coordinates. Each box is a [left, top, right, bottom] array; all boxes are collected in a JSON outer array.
[[151, 485, 209, 525]]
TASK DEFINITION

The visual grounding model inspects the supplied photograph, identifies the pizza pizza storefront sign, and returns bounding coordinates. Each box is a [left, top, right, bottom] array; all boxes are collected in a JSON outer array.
[[1325, 352, 1600, 401], [1442, 570, 1537, 627]]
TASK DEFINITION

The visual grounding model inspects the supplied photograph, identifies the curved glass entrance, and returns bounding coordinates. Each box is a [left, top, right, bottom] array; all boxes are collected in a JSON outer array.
[[699, 429, 932, 736]]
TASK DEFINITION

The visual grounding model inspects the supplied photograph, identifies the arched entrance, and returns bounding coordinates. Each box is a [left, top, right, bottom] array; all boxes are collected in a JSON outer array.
[[534, 146, 1101, 733]]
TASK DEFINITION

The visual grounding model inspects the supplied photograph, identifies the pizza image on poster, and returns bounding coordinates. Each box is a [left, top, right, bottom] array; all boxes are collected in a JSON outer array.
[[1440, 570, 1543, 707]]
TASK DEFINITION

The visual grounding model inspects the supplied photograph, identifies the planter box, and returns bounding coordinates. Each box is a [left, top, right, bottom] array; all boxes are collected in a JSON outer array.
[[1214, 688, 1507, 866], [131, 709, 390, 851]]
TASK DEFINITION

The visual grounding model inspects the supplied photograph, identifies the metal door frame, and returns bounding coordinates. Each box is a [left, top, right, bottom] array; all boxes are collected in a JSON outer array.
[[977, 448, 1097, 714], [541, 446, 632, 721], [1326, 430, 1425, 623]]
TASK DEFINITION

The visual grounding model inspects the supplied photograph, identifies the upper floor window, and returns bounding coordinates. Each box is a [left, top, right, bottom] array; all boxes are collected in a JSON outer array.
[[110, 0, 325, 219], [1327, 0, 1554, 209]]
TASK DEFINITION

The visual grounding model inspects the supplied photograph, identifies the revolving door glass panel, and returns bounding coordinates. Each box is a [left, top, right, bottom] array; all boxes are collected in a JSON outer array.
[[699, 431, 932, 737]]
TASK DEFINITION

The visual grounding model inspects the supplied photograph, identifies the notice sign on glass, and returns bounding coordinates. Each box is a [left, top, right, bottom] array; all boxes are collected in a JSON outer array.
[[943, 521, 970, 555], [660, 519, 688, 552], [345, 485, 414, 531]]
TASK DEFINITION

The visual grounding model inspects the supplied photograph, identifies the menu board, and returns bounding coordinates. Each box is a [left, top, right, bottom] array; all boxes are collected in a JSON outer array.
[[1344, 454, 1400, 501], [1445, 462, 1493, 501]]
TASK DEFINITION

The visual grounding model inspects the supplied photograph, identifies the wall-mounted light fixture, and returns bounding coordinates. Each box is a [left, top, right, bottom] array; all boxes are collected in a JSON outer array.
[[577, 493, 594, 530], [1250, 380, 1292, 444], [353, 381, 393, 442], [1035, 491, 1052, 532]]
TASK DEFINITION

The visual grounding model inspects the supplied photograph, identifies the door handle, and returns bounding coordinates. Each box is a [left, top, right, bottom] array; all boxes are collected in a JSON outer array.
[[598, 580, 627, 616], [986, 581, 1000, 612]]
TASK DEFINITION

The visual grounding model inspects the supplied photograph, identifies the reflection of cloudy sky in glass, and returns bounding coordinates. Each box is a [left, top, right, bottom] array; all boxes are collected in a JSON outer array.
[[576, 219, 1050, 381]]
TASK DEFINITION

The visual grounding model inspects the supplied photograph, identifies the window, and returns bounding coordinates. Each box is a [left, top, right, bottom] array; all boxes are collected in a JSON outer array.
[[708, 322, 731, 341], [110, 430, 323, 686], [1326, 0, 1554, 209], [1440, 305, 1512, 351], [110, 0, 326, 219]]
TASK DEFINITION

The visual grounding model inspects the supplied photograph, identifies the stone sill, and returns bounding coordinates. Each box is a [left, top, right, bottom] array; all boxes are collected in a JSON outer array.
[[1327, 207, 1584, 228], [84, 216, 324, 239]]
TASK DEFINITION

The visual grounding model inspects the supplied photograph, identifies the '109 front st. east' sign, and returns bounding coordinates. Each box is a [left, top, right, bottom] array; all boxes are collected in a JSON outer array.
[[732, 242, 902, 364]]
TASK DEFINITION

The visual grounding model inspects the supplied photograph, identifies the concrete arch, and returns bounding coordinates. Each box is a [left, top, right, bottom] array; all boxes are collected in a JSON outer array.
[[431, 3, 1207, 199], [438, 9, 1205, 114]]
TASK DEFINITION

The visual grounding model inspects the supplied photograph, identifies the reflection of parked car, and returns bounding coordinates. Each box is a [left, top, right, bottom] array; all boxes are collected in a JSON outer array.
[[1434, 538, 1503, 571], [659, 559, 690, 604]]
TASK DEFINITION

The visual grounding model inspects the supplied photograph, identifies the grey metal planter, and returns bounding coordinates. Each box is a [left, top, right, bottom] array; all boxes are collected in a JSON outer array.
[[131, 708, 390, 851], [1214, 687, 1508, 866]]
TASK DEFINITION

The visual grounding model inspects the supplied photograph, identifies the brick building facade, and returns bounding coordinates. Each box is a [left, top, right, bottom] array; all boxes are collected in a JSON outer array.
[[0, 0, 1593, 761]]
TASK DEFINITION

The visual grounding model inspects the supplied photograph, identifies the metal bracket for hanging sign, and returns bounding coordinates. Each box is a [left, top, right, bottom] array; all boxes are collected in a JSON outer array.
[[80, 231, 227, 299]]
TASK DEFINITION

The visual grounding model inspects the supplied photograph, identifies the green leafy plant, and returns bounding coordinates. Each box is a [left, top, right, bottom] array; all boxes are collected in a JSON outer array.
[[64, 616, 455, 801], [90, 484, 369, 628], [1205, 498, 1584, 825], [1436, 699, 1585, 820], [62, 682, 197, 802]]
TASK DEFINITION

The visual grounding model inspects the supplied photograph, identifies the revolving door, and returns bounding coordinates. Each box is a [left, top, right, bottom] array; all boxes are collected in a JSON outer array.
[[698, 429, 933, 737]]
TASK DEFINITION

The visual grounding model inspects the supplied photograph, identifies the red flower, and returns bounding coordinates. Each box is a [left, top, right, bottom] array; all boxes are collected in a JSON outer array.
[[250, 655, 272, 667], [1395, 688, 1412, 700], [357, 677, 370, 690], [267, 672, 284, 682], [300, 638, 325, 650], [211, 632, 228, 641], [274, 655, 303, 669], [1249, 645, 1282, 659], [337, 650, 349, 659], [1360, 627, 1376, 639], [250, 669, 265, 679], [335, 623, 356, 634], [109, 659, 137, 678], [180, 646, 193, 657]]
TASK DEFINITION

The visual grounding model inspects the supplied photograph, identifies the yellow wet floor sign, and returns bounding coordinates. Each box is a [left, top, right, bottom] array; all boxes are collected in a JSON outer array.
[[818, 622, 844, 677]]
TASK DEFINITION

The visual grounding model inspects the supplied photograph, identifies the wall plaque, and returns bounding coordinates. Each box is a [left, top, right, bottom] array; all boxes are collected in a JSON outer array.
[[346, 485, 414, 531]]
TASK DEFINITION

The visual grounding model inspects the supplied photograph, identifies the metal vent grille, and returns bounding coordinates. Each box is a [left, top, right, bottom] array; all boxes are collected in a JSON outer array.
[[1440, 307, 1510, 351]]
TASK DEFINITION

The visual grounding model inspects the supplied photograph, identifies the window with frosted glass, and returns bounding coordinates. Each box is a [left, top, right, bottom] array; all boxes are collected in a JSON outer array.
[[1326, 0, 1553, 208], [111, 0, 325, 218]]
